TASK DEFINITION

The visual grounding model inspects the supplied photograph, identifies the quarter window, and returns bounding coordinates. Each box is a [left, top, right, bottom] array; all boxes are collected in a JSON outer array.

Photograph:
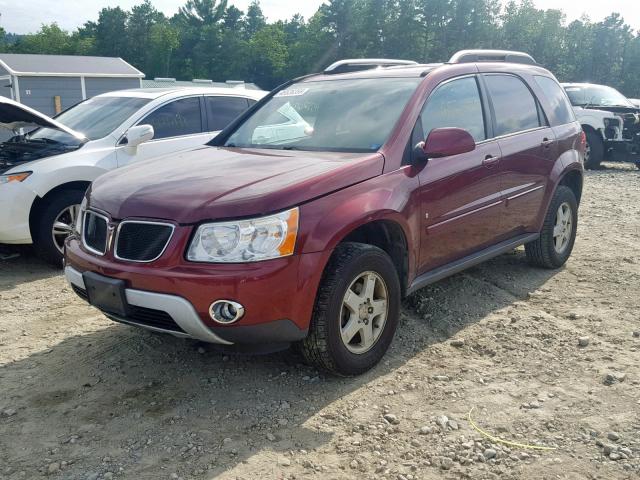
[[534, 76, 575, 125], [484, 75, 541, 136], [421, 76, 486, 142], [139, 97, 203, 140], [205, 96, 250, 131]]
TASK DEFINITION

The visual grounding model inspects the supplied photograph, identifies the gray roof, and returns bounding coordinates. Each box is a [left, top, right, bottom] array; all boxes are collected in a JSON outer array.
[[141, 78, 262, 90], [0, 53, 144, 77]]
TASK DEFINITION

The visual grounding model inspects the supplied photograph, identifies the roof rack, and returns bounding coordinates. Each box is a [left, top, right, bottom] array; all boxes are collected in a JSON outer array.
[[324, 58, 418, 74], [449, 50, 537, 65]]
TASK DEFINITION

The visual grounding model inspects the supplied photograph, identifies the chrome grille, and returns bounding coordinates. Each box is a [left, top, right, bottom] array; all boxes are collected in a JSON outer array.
[[115, 221, 174, 262], [82, 211, 108, 255]]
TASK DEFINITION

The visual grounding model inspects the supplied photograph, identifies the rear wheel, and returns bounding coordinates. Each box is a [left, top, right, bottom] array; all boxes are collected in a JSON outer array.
[[525, 186, 578, 269], [583, 129, 604, 170], [33, 188, 85, 267], [299, 242, 401, 376]]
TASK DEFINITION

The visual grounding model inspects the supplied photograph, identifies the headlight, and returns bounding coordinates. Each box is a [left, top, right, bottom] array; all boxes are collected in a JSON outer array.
[[187, 207, 299, 263], [74, 196, 88, 235], [0, 171, 31, 185]]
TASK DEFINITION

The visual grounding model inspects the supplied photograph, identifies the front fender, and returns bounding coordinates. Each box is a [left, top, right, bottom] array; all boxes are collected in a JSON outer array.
[[25, 165, 109, 198], [299, 167, 421, 280]]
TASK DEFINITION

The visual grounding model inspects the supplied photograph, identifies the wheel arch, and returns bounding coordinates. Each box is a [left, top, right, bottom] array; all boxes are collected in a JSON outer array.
[[337, 218, 410, 297], [28, 181, 91, 238], [558, 168, 583, 205]]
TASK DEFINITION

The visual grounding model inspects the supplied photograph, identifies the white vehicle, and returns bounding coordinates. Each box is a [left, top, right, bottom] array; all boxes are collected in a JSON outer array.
[[0, 87, 266, 264], [562, 83, 640, 169]]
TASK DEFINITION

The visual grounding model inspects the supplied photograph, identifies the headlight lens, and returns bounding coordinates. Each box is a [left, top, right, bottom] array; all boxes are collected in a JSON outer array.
[[0, 171, 31, 185], [74, 196, 88, 235], [187, 207, 299, 263]]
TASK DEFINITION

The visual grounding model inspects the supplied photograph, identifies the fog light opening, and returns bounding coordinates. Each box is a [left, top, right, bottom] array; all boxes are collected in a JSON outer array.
[[209, 300, 245, 324]]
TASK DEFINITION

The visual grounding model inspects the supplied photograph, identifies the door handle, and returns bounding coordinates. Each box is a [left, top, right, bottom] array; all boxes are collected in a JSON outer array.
[[482, 154, 500, 167], [541, 138, 554, 148]]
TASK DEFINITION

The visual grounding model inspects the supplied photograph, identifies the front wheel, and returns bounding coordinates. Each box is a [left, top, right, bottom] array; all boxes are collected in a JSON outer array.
[[583, 129, 604, 170], [32, 189, 85, 267], [299, 242, 401, 376], [525, 185, 578, 269]]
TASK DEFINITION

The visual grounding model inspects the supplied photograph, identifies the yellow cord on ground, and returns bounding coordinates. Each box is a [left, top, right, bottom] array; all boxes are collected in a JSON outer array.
[[467, 407, 557, 451]]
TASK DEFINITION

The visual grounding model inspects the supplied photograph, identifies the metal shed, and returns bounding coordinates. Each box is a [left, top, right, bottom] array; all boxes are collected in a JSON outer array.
[[0, 54, 144, 116]]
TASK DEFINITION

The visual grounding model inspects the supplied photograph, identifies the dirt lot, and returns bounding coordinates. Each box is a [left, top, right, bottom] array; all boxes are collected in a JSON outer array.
[[1, 163, 639, 480]]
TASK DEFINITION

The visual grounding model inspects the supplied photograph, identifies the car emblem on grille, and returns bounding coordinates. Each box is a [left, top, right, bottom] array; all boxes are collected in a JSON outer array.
[[107, 224, 117, 250]]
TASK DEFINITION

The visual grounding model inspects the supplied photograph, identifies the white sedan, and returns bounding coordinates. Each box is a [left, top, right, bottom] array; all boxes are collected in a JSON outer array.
[[0, 86, 266, 264]]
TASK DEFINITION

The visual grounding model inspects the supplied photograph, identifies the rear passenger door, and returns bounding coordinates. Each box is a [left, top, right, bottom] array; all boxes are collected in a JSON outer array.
[[117, 96, 211, 167], [204, 96, 251, 135], [482, 74, 556, 234], [416, 75, 506, 273]]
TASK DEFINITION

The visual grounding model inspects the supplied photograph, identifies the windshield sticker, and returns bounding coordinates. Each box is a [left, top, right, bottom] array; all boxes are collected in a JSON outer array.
[[275, 88, 309, 98]]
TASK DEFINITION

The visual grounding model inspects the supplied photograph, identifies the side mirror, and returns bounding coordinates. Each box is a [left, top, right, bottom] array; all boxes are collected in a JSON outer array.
[[123, 124, 154, 148], [419, 127, 476, 160]]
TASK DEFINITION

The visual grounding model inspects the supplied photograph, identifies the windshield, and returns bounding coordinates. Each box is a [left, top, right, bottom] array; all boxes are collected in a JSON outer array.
[[225, 77, 421, 152], [564, 85, 634, 108], [26, 96, 151, 144]]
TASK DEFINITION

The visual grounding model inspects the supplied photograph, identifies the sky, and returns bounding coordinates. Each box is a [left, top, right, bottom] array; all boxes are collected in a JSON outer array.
[[0, 0, 638, 35]]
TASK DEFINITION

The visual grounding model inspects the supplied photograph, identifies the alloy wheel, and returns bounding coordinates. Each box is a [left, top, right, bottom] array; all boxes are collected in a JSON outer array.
[[51, 204, 80, 254], [553, 202, 573, 254], [340, 271, 388, 354], [584, 141, 591, 163]]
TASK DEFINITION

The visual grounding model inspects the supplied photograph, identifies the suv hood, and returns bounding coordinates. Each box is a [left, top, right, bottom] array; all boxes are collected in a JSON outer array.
[[0, 96, 84, 138], [90, 147, 384, 223]]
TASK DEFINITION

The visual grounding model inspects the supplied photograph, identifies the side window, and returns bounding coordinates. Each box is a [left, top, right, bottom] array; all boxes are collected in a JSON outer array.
[[139, 97, 202, 140], [205, 96, 250, 131], [421, 76, 486, 142], [534, 76, 576, 125], [484, 74, 541, 136]]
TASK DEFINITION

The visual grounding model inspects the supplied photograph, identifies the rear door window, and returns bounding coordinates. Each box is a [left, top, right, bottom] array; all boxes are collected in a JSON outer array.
[[205, 96, 250, 131], [534, 76, 575, 125], [420, 76, 486, 142], [139, 97, 203, 139], [484, 74, 541, 136]]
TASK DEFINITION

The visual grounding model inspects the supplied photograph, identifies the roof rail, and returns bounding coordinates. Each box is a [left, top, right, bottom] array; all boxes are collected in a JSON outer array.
[[324, 58, 418, 74], [449, 50, 537, 65]]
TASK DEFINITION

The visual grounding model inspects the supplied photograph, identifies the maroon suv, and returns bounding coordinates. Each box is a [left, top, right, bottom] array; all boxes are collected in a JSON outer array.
[[65, 50, 585, 376]]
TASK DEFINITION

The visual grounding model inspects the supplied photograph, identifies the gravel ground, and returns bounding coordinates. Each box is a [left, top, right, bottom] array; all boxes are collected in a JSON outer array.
[[1, 163, 639, 480]]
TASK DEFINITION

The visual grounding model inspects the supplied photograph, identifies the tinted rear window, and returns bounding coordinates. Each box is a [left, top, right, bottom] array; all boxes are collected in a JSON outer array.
[[484, 74, 541, 136], [205, 96, 250, 131], [534, 76, 575, 125]]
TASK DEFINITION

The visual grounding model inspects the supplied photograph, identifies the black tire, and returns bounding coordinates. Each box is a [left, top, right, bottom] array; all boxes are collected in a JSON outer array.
[[525, 185, 578, 269], [299, 242, 401, 376], [32, 188, 86, 267], [635, 160, 640, 170], [583, 128, 604, 170]]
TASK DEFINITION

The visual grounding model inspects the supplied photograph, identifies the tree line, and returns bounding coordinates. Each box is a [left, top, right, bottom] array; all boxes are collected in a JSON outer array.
[[1, 0, 639, 96]]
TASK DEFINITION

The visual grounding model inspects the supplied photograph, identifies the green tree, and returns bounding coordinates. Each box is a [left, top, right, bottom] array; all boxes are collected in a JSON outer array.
[[244, 1, 267, 39], [95, 7, 129, 57], [127, 1, 166, 72], [247, 22, 288, 87], [12, 23, 72, 54]]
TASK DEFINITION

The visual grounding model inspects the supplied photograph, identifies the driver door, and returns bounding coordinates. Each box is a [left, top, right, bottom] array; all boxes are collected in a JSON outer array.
[[415, 75, 506, 274], [116, 96, 212, 167]]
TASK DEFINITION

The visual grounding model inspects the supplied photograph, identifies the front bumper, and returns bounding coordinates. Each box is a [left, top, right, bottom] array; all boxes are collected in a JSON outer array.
[[605, 139, 640, 162], [65, 265, 233, 344], [0, 181, 37, 244], [64, 235, 327, 345]]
